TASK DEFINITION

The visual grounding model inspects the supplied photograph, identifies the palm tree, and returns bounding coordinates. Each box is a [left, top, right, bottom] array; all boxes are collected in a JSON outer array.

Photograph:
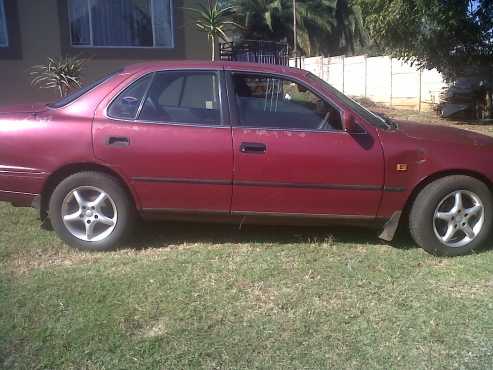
[[231, 0, 284, 40], [287, 0, 338, 55], [231, 0, 368, 57], [330, 0, 368, 55], [186, 1, 241, 60]]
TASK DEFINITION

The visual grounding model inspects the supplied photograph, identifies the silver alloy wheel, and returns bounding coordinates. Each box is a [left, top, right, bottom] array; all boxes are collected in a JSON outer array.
[[433, 190, 485, 248], [61, 186, 118, 242]]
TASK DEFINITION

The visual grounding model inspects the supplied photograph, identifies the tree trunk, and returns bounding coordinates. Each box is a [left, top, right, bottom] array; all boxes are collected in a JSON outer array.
[[486, 89, 492, 119], [211, 36, 215, 61], [293, 0, 297, 67], [488, 67, 493, 119]]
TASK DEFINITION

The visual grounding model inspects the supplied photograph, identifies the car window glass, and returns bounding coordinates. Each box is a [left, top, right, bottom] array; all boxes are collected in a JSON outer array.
[[139, 71, 221, 125], [158, 76, 183, 106], [232, 73, 342, 131], [107, 74, 152, 120]]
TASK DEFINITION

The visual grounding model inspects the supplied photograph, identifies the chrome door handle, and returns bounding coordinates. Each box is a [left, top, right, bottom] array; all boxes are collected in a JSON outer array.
[[106, 136, 130, 147], [240, 142, 267, 154]]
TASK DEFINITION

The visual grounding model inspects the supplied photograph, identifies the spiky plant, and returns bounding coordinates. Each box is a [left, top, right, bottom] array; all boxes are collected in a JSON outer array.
[[30, 56, 85, 97], [186, 1, 241, 60]]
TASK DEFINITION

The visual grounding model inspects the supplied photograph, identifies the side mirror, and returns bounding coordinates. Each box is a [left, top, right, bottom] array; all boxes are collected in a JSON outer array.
[[343, 111, 366, 134]]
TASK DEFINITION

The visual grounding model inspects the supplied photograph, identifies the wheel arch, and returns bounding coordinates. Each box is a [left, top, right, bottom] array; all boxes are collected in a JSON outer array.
[[40, 162, 139, 219], [402, 169, 493, 221], [380, 169, 493, 242]]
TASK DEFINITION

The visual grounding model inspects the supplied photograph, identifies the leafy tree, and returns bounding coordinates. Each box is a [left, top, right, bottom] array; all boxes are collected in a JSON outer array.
[[231, 0, 368, 56], [355, 0, 493, 79], [186, 1, 241, 60]]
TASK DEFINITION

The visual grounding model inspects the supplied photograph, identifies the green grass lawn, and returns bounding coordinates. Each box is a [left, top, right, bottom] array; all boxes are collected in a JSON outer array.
[[1, 203, 493, 370], [2, 108, 493, 369]]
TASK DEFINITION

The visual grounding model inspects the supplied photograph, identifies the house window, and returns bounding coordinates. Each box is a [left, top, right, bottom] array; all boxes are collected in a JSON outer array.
[[0, 0, 8, 47], [68, 0, 174, 48]]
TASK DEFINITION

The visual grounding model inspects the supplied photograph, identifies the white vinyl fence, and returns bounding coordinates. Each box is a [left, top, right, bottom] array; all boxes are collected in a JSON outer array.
[[290, 55, 447, 111]]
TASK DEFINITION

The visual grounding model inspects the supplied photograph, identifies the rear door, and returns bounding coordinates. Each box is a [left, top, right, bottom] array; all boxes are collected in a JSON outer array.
[[227, 70, 385, 218], [93, 69, 233, 213]]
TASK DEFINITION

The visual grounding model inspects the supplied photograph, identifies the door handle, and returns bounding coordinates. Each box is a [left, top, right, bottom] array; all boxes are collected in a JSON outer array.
[[106, 136, 130, 147], [240, 142, 267, 154]]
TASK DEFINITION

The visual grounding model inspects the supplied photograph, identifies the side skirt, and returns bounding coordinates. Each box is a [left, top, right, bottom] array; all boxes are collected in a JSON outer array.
[[141, 208, 386, 228]]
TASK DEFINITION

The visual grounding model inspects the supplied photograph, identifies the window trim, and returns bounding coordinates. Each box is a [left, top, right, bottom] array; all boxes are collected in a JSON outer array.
[[106, 72, 155, 120], [0, 0, 21, 59], [67, 0, 175, 49], [225, 70, 346, 133], [58, 0, 184, 59], [105, 69, 227, 128], [0, 0, 8, 47]]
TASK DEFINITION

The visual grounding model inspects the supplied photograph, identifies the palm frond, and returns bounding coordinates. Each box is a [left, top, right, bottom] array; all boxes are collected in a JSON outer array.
[[185, 1, 241, 60]]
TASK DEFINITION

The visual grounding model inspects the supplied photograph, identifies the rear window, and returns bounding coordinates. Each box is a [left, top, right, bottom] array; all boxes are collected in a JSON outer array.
[[48, 69, 122, 108]]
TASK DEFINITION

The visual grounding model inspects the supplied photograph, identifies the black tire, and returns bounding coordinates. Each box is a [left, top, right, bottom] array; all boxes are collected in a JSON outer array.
[[409, 175, 493, 256], [48, 171, 135, 251]]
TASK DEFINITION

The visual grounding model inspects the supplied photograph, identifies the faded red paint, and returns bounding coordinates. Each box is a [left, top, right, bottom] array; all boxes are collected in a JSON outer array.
[[1, 61, 493, 229]]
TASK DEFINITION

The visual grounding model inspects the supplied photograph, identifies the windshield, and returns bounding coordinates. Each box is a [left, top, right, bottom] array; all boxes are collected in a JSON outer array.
[[306, 72, 393, 129], [48, 69, 123, 109]]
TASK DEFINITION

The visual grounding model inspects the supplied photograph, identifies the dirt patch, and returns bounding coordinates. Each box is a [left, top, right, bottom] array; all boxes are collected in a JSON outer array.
[[137, 318, 168, 339], [4, 244, 190, 276], [435, 278, 493, 299], [358, 98, 493, 137], [5, 248, 103, 275]]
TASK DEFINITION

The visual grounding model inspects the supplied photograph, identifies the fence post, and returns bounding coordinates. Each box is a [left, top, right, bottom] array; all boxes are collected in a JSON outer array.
[[418, 69, 422, 112], [390, 57, 393, 108], [342, 55, 345, 94], [323, 57, 328, 83], [364, 55, 368, 98]]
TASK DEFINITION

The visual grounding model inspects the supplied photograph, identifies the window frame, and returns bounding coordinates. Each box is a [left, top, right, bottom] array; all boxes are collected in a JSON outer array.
[[226, 70, 345, 133], [67, 0, 175, 49], [106, 72, 154, 120], [0, 0, 8, 48], [105, 69, 227, 128], [0, 0, 21, 59]]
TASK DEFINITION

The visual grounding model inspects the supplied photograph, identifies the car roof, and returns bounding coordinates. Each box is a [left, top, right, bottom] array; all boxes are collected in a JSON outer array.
[[123, 60, 309, 78]]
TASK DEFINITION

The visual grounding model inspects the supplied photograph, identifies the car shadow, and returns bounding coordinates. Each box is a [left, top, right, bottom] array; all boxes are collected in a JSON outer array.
[[126, 220, 419, 251]]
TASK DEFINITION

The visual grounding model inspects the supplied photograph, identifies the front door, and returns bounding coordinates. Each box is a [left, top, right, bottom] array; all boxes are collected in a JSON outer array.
[[93, 69, 233, 213], [227, 71, 384, 218]]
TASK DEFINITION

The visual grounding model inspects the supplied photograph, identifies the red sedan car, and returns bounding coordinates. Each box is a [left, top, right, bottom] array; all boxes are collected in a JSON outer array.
[[1, 61, 492, 256]]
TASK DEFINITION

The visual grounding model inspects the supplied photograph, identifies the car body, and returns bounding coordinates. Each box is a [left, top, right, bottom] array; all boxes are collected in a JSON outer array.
[[1, 61, 493, 255]]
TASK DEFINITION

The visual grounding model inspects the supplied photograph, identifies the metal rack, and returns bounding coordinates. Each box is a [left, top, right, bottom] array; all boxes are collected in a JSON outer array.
[[219, 40, 289, 66]]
